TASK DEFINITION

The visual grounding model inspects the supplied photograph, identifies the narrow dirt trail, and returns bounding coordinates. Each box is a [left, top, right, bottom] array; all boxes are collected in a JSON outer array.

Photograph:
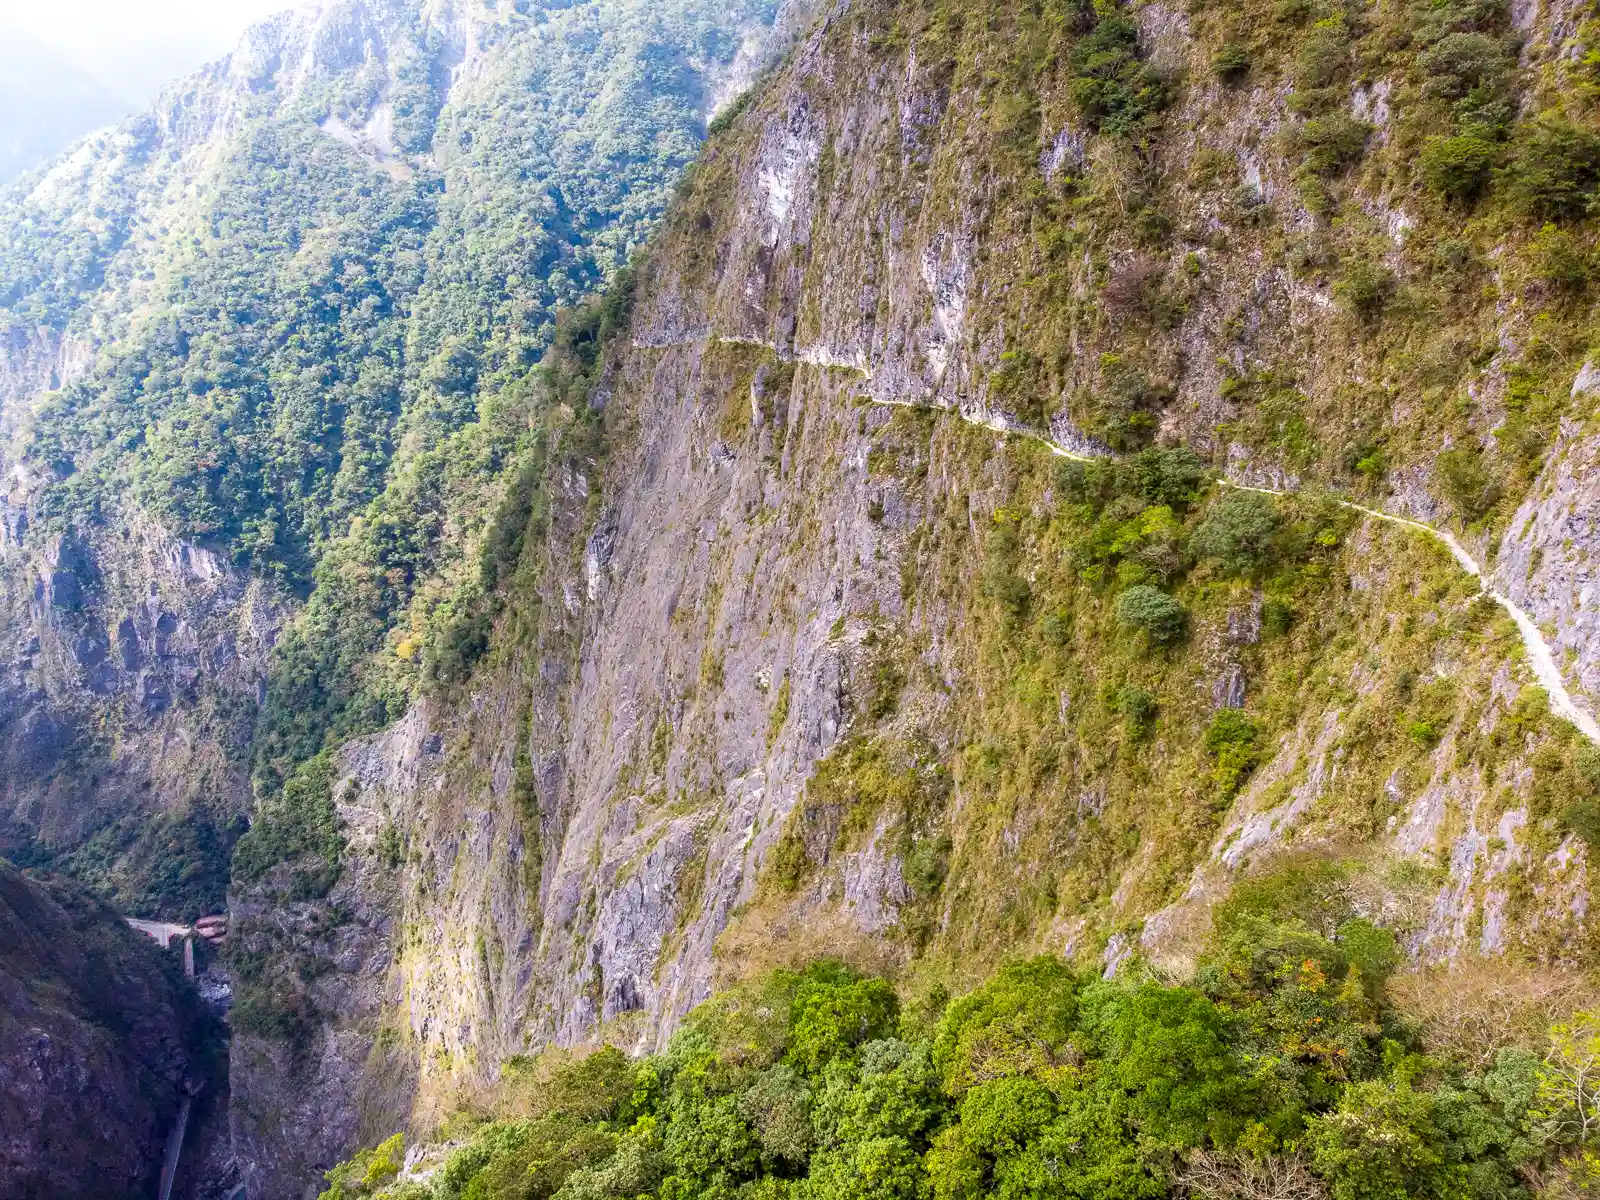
[[640, 334, 1600, 747], [1024, 428, 1600, 749], [1224, 482, 1600, 745]]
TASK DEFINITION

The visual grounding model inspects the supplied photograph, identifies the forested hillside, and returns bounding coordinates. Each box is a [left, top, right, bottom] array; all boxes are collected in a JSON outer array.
[[0, 0, 794, 922], [322, 944, 1598, 1200]]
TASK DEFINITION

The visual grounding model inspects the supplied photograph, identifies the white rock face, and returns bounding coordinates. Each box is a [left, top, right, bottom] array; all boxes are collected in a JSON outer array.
[[1496, 393, 1600, 711]]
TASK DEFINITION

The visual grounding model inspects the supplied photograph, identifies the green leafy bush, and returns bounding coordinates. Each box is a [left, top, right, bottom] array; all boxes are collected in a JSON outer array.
[[1133, 445, 1207, 511], [1299, 113, 1372, 175], [320, 1133, 405, 1200], [1115, 585, 1188, 646], [1435, 445, 1503, 521], [1067, 9, 1167, 141], [1333, 257, 1396, 322], [1204, 709, 1261, 796], [1212, 41, 1251, 83], [1090, 355, 1173, 451], [1191, 491, 1280, 576], [1112, 685, 1158, 736], [1497, 117, 1600, 221], [1420, 133, 1500, 201], [1419, 31, 1513, 102], [1293, 19, 1351, 93], [1528, 223, 1594, 292]]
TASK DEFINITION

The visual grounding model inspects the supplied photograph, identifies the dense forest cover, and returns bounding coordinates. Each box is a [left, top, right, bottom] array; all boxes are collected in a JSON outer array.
[[320, 866, 1600, 1199], [0, 0, 784, 915], [10, 1, 773, 786]]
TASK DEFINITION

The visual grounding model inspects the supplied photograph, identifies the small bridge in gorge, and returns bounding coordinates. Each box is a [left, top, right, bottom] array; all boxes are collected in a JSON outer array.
[[125, 914, 228, 1200], [126, 914, 228, 978]]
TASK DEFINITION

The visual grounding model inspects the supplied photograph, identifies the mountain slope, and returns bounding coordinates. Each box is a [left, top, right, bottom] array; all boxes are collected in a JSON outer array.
[[0, 0, 799, 922], [208, 0, 1600, 1191], [4, 0, 1600, 1194]]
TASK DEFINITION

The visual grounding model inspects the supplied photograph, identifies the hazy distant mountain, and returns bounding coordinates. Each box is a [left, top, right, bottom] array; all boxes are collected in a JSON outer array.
[[0, 25, 130, 182]]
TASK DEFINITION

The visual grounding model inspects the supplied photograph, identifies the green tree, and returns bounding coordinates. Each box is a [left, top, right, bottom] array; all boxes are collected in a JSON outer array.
[[932, 958, 1082, 1094], [788, 964, 901, 1076], [1191, 491, 1280, 576], [1115, 585, 1188, 646], [1082, 981, 1256, 1149]]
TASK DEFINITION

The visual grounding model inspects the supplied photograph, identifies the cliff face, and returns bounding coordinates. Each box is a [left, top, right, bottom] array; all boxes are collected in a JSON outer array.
[[234, 0, 1600, 1189], [0, 0, 795, 920], [6, 0, 1600, 1194], [0, 860, 217, 1198]]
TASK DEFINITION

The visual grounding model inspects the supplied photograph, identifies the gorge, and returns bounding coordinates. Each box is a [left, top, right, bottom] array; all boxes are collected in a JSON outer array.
[[3, 0, 1600, 1195]]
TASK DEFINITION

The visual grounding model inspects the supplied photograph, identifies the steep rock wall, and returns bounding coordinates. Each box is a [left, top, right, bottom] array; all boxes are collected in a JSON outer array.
[[250, 1, 1600, 1189]]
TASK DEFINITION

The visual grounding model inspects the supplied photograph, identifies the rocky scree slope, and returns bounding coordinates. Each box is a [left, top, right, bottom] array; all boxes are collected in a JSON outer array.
[[232, 0, 1600, 1182], [0, 0, 798, 922]]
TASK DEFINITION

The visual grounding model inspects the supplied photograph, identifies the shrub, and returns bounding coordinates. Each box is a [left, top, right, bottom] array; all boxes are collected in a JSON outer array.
[[1435, 445, 1502, 520], [1308, 1076, 1455, 1200], [1534, 1012, 1600, 1154], [1039, 611, 1072, 646], [1113, 685, 1158, 736], [1528, 223, 1593, 292], [1133, 444, 1207, 511], [323, 938, 1574, 1200], [1092, 355, 1173, 451], [1204, 709, 1261, 795], [1412, 0, 1506, 39], [787, 965, 900, 1076], [1180, 1150, 1323, 1200], [1333, 257, 1395, 322], [1310, 1064, 1535, 1200], [1102, 257, 1178, 326], [1068, 10, 1167, 140], [932, 958, 1081, 1094], [1115, 586, 1189, 646], [984, 519, 1031, 623], [1388, 957, 1600, 1068], [1263, 596, 1294, 636], [1431, 237, 1480, 283], [904, 835, 952, 898], [1191, 491, 1280, 576], [1419, 31, 1512, 101], [319, 1133, 404, 1200], [1420, 133, 1500, 201], [1293, 19, 1350, 92], [1212, 41, 1251, 83], [1190, 147, 1237, 188], [1081, 982, 1256, 1149], [1497, 117, 1600, 222], [1300, 113, 1371, 175]]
